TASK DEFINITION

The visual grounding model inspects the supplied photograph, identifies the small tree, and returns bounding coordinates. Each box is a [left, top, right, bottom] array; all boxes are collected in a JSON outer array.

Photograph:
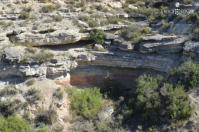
[[90, 29, 105, 44], [134, 75, 161, 120], [168, 60, 199, 90], [0, 116, 30, 132], [129, 75, 193, 122], [67, 87, 103, 119], [165, 85, 194, 120]]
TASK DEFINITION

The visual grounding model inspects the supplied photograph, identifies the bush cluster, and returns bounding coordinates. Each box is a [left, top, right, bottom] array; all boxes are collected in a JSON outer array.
[[120, 25, 150, 42], [0, 116, 30, 132], [41, 4, 55, 13], [129, 74, 193, 122], [128, 61, 199, 122], [90, 29, 105, 44], [67, 87, 103, 119], [19, 11, 30, 20], [168, 60, 199, 90]]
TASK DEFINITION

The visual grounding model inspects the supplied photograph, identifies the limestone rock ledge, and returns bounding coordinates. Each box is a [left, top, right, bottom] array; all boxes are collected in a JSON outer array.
[[0, 46, 182, 79]]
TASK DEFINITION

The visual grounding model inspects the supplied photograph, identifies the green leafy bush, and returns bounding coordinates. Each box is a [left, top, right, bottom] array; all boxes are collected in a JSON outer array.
[[19, 11, 30, 20], [67, 87, 103, 119], [132, 75, 161, 120], [164, 85, 193, 120], [90, 29, 105, 44], [0, 116, 30, 132], [0, 21, 13, 28], [33, 50, 54, 63], [41, 4, 55, 13], [168, 60, 199, 89], [52, 14, 63, 22], [36, 109, 57, 125], [0, 100, 23, 117], [129, 74, 193, 122], [120, 25, 151, 42]]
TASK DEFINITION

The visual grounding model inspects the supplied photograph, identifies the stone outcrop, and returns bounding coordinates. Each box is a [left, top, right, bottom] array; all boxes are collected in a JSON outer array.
[[113, 38, 134, 51], [15, 30, 89, 46], [139, 34, 186, 53], [88, 51, 180, 73]]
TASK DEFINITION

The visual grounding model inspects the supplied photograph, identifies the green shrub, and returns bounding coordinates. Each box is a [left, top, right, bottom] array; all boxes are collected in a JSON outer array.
[[26, 88, 41, 104], [41, 4, 55, 13], [36, 109, 57, 125], [52, 14, 63, 22], [168, 60, 199, 89], [0, 100, 23, 117], [129, 74, 193, 122], [33, 50, 54, 63], [107, 16, 122, 24], [31, 123, 50, 132], [0, 86, 17, 96], [78, 15, 89, 21], [67, 87, 103, 119], [90, 29, 105, 44], [0, 116, 30, 132], [161, 20, 171, 32], [53, 88, 64, 100], [133, 75, 161, 120], [120, 25, 150, 42], [87, 19, 99, 27], [27, 88, 39, 96], [26, 79, 36, 86], [23, 6, 32, 12], [165, 85, 193, 120], [95, 5, 108, 12], [0, 21, 13, 28], [19, 11, 30, 20], [78, 15, 99, 27]]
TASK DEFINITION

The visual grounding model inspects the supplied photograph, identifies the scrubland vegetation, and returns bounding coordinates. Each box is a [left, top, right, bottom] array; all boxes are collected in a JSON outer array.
[[67, 86, 104, 119], [1, 0, 199, 131]]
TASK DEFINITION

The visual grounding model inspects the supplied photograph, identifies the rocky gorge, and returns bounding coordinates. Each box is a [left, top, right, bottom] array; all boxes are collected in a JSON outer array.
[[1, 0, 199, 131]]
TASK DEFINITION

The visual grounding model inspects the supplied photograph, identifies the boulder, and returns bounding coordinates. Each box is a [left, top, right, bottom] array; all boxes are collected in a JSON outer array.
[[105, 33, 116, 40], [2, 46, 26, 63], [108, 2, 122, 8], [94, 44, 106, 51]]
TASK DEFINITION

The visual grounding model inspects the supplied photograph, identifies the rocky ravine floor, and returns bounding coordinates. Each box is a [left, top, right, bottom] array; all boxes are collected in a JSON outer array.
[[1, 0, 199, 131]]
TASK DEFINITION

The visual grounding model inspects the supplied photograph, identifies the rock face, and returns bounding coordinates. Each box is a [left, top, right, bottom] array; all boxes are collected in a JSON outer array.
[[113, 38, 134, 51], [15, 30, 89, 46], [139, 34, 185, 53], [2, 46, 26, 63], [88, 51, 180, 73], [0, 45, 181, 79], [169, 20, 193, 35]]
